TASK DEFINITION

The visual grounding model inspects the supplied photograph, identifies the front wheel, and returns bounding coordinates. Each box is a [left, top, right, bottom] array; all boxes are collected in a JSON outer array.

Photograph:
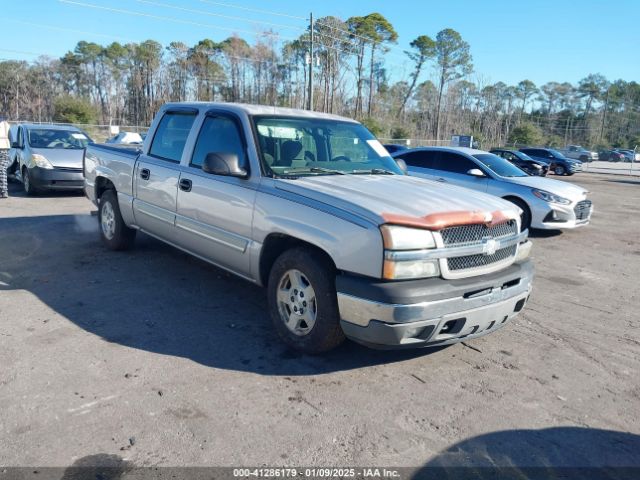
[[267, 247, 345, 354], [554, 165, 566, 175], [22, 168, 37, 196], [98, 189, 136, 250]]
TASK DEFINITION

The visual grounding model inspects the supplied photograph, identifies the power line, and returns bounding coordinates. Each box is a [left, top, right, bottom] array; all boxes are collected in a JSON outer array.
[[5, 19, 139, 44], [196, 0, 307, 20], [58, 0, 294, 40], [134, 0, 305, 31]]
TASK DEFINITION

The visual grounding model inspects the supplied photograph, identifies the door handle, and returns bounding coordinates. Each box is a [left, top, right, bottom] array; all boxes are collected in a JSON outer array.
[[179, 178, 192, 192], [140, 168, 150, 180], [436, 177, 447, 182]]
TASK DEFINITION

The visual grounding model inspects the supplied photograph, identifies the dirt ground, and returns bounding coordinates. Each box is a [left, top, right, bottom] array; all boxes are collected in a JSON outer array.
[[0, 173, 638, 471]]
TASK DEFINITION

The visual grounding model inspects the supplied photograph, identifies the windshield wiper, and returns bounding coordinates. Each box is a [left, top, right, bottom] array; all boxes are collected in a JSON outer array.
[[350, 168, 396, 175], [283, 167, 346, 175]]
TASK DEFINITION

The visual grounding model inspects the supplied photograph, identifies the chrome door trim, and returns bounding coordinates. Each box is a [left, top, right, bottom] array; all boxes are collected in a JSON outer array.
[[134, 200, 175, 225], [175, 214, 249, 253]]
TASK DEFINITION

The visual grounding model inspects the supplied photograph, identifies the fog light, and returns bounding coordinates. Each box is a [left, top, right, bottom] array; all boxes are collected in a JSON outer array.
[[515, 240, 532, 263], [404, 325, 425, 338]]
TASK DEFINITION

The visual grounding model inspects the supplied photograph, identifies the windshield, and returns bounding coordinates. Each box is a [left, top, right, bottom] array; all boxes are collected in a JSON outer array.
[[548, 149, 569, 159], [473, 153, 528, 177], [253, 116, 404, 177], [515, 151, 534, 161], [28, 129, 91, 149]]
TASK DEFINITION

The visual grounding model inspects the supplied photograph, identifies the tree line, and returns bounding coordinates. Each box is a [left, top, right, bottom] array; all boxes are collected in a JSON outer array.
[[0, 12, 638, 149]]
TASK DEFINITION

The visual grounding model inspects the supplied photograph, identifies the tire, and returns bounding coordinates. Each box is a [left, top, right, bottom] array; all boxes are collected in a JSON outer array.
[[98, 189, 136, 250], [505, 197, 531, 232], [267, 247, 345, 354], [579, 155, 588, 162], [22, 167, 37, 196], [554, 165, 566, 175]]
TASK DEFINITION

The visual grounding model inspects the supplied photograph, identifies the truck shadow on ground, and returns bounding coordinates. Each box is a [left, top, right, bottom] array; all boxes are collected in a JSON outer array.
[[413, 427, 640, 480], [0, 213, 446, 376]]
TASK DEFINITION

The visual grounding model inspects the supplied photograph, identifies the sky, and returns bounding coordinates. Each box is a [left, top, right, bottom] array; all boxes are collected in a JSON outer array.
[[2, 0, 639, 87]]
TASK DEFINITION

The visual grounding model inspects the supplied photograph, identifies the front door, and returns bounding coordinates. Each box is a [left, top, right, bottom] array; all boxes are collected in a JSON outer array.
[[175, 113, 256, 277]]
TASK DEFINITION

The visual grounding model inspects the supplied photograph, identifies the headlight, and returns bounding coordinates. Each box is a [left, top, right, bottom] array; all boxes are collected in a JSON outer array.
[[380, 225, 439, 280], [531, 188, 571, 205], [383, 256, 440, 280], [32, 153, 54, 169], [380, 225, 436, 250]]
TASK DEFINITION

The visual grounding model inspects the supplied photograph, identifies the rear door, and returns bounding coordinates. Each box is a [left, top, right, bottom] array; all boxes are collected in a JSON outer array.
[[133, 109, 198, 242], [175, 112, 257, 277]]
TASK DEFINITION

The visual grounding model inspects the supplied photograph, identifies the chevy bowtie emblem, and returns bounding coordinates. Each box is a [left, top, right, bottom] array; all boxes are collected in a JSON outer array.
[[482, 238, 498, 256]]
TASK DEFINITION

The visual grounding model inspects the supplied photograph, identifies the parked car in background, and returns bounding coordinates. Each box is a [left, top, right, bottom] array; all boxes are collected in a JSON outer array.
[[599, 149, 626, 162], [519, 148, 582, 176], [383, 144, 408, 154], [106, 131, 144, 145], [9, 124, 93, 195], [490, 149, 548, 176], [84, 102, 534, 353], [393, 147, 592, 231], [615, 149, 639, 162], [560, 145, 598, 162]]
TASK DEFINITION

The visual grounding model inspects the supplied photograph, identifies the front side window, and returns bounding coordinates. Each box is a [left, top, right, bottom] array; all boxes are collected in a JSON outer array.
[[27, 129, 91, 149], [253, 116, 404, 176], [437, 152, 478, 174], [191, 116, 246, 169], [149, 112, 197, 162], [473, 153, 527, 177]]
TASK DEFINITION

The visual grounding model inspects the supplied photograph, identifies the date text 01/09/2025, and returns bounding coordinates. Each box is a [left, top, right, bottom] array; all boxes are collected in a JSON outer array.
[[232, 468, 401, 478]]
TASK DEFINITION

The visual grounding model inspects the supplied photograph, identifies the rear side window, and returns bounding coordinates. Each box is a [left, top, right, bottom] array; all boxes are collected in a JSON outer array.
[[398, 150, 437, 168], [191, 115, 247, 169], [149, 112, 197, 162]]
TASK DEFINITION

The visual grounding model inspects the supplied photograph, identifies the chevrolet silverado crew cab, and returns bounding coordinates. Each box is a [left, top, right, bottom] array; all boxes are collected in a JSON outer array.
[[84, 102, 534, 353]]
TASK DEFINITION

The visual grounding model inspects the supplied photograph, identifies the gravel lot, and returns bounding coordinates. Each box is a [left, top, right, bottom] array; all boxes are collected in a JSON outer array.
[[0, 173, 639, 471]]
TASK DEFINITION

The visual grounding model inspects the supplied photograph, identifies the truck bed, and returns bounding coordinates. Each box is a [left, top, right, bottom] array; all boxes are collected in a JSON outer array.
[[88, 143, 142, 158]]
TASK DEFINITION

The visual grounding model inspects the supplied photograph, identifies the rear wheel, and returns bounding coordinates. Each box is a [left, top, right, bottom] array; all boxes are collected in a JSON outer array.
[[267, 247, 345, 354], [505, 197, 531, 232], [98, 189, 136, 250]]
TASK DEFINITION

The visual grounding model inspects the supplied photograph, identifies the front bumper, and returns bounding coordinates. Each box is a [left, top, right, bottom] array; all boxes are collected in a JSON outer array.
[[29, 166, 84, 190], [337, 261, 533, 349], [532, 198, 593, 229]]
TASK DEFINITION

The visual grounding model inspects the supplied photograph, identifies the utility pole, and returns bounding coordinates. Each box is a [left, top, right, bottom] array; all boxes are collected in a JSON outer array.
[[308, 12, 314, 111]]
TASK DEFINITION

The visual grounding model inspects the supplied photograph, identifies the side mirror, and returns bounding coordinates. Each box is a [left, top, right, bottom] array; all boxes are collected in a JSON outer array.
[[202, 152, 248, 178], [11, 141, 20, 149], [467, 168, 485, 177], [395, 158, 408, 174]]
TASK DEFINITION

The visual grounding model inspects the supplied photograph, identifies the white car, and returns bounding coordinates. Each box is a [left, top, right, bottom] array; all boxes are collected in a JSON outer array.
[[105, 131, 143, 145], [393, 147, 593, 231]]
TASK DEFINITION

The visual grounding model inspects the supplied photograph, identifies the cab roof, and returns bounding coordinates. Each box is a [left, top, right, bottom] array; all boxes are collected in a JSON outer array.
[[162, 102, 360, 123]]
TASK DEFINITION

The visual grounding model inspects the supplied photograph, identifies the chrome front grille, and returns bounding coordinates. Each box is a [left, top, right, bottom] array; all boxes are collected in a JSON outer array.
[[439, 219, 520, 278], [447, 245, 517, 271], [574, 200, 592, 221], [440, 220, 518, 247]]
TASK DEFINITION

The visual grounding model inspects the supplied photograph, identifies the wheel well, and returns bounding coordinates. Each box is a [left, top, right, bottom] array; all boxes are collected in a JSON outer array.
[[95, 177, 116, 200], [259, 234, 336, 286], [503, 195, 531, 218]]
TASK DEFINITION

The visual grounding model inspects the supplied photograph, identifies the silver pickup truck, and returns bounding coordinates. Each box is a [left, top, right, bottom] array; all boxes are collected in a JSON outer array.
[[84, 102, 534, 353]]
